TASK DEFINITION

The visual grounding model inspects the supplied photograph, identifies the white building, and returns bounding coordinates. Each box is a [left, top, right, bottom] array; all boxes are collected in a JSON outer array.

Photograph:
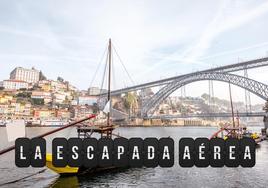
[[78, 96, 98, 105], [31, 91, 52, 104], [10, 67, 40, 83], [53, 92, 67, 103], [88, 87, 101, 95], [0, 80, 28, 90]]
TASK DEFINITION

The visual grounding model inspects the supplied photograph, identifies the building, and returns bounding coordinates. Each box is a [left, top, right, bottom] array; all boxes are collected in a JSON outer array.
[[21, 103, 32, 116], [71, 100, 78, 106], [0, 102, 31, 117], [31, 91, 52, 104], [88, 87, 101, 95], [88, 88, 108, 95], [0, 104, 9, 114], [56, 109, 71, 119], [50, 80, 67, 92], [0, 95, 13, 104], [71, 105, 93, 119], [38, 80, 75, 92], [10, 67, 40, 83], [33, 109, 55, 118], [10, 102, 32, 116], [53, 92, 66, 104], [78, 96, 98, 105], [0, 79, 28, 90], [37, 80, 52, 92], [140, 88, 154, 98], [68, 84, 77, 92]]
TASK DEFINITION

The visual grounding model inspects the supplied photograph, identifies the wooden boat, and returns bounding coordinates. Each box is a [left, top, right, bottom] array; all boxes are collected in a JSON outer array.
[[46, 154, 79, 175], [45, 39, 125, 176], [211, 83, 262, 145], [0, 39, 127, 176]]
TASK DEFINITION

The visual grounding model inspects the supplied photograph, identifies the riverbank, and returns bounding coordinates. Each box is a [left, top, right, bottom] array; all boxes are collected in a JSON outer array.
[[116, 118, 219, 127]]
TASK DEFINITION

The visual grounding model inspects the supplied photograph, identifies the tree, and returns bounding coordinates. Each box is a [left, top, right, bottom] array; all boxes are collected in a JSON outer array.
[[263, 99, 268, 113], [19, 88, 27, 91], [16, 92, 31, 98], [201, 93, 210, 100], [39, 71, 47, 80], [123, 92, 138, 115], [57, 77, 64, 82], [32, 85, 42, 90], [63, 96, 70, 104], [92, 102, 99, 113], [32, 98, 44, 105]]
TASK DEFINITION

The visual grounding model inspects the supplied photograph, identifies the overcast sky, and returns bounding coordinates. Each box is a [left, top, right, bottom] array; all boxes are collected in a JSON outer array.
[[1, 0, 268, 105]]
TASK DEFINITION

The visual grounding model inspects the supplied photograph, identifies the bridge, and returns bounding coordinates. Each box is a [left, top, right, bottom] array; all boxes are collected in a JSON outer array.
[[99, 56, 268, 118], [142, 112, 267, 120], [107, 57, 268, 95], [142, 71, 268, 115]]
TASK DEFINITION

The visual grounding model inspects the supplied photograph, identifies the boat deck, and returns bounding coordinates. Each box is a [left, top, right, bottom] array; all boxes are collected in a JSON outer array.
[[77, 125, 118, 138]]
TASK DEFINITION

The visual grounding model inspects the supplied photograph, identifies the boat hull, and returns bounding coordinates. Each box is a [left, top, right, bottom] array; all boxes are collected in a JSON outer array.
[[46, 154, 79, 175], [46, 154, 122, 176]]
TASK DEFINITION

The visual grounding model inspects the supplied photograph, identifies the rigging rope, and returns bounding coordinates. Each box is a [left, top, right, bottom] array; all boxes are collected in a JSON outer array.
[[100, 52, 108, 93], [89, 47, 107, 87], [112, 52, 116, 90], [111, 43, 135, 86]]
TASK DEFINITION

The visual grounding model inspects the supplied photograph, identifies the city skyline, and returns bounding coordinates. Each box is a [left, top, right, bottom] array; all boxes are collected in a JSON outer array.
[[1, 1, 268, 104]]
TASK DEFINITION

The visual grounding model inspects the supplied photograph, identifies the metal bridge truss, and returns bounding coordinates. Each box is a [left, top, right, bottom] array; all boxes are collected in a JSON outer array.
[[142, 72, 268, 117], [107, 57, 268, 96]]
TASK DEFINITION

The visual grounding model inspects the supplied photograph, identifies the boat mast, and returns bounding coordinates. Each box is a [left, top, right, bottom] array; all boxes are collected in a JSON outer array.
[[107, 38, 112, 127], [229, 82, 235, 128]]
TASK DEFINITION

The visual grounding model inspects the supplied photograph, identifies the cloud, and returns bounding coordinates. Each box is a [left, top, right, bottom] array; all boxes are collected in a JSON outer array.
[[139, 0, 268, 76], [0, 0, 268, 106]]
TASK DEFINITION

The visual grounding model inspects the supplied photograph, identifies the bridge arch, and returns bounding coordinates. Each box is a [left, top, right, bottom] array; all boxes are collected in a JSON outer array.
[[142, 72, 268, 116]]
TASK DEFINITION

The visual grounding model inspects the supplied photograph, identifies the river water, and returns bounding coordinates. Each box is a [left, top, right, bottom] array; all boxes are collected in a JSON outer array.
[[0, 126, 267, 188]]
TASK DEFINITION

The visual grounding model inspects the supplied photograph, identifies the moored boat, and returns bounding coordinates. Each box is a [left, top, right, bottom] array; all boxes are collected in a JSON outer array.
[[46, 153, 79, 175], [211, 83, 264, 145], [45, 39, 126, 176]]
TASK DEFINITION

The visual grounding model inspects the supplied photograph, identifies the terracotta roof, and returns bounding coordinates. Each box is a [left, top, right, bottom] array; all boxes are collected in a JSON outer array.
[[3, 79, 28, 83]]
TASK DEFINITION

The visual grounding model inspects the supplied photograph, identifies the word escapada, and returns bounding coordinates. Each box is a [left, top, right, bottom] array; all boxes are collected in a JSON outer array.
[[179, 137, 256, 167], [15, 137, 174, 168]]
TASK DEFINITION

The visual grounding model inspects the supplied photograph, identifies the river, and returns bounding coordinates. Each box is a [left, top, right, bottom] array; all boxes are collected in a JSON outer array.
[[0, 126, 267, 188]]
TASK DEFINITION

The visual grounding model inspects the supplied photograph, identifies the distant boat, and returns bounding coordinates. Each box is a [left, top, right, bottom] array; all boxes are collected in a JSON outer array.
[[40, 119, 68, 127], [210, 83, 263, 145]]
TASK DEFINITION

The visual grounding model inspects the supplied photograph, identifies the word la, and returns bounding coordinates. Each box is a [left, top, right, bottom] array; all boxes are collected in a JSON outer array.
[[15, 137, 46, 167]]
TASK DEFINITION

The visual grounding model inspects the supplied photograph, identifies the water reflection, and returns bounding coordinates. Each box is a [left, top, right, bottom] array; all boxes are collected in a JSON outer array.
[[1, 127, 268, 188], [51, 176, 79, 188]]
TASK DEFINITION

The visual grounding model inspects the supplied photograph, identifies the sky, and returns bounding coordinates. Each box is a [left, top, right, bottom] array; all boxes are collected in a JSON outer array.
[[1, 0, 268, 105]]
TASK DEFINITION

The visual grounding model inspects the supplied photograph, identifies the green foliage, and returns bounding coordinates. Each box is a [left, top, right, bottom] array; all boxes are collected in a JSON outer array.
[[16, 92, 31, 98], [92, 102, 99, 113], [39, 71, 47, 80], [201, 93, 209, 100], [32, 98, 44, 105], [123, 92, 138, 112], [19, 88, 27, 91], [263, 99, 268, 113], [32, 85, 42, 90], [63, 96, 70, 104], [57, 77, 64, 82]]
